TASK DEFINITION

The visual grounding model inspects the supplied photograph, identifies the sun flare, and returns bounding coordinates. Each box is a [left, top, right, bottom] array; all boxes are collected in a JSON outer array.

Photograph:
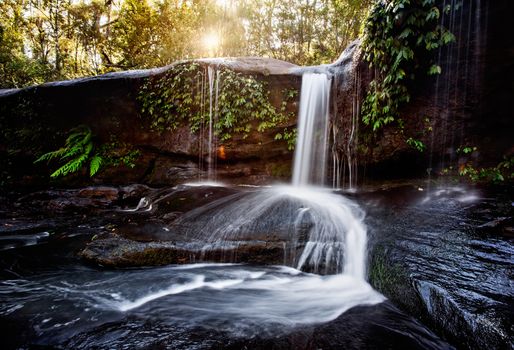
[[202, 32, 220, 55]]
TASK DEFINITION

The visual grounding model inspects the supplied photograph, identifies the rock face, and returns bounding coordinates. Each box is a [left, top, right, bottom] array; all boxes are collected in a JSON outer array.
[[358, 0, 514, 181], [362, 184, 514, 350], [0, 58, 301, 188]]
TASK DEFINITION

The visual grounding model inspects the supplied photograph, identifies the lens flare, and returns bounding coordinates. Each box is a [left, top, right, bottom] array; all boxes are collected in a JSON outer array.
[[203, 33, 220, 55]]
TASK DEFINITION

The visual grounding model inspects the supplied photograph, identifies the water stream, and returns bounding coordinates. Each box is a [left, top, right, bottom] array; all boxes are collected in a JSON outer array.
[[293, 73, 331, 186], [0, 72, 480, 349], [207, 66, 219, 181]]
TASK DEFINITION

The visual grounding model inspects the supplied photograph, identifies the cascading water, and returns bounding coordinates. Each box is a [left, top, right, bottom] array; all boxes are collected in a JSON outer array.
[[0, 72, 388, 346], [207, 66, 218, 181], [427, 0, 487, 185], [293, 73, 331, 186], [328, 43, 361, 191], [174, 72, 369, 278]]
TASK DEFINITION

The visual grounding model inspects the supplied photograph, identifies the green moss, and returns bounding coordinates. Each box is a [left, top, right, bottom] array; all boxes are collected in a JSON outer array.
[[368, 245, 418, 312], [268, 163, 291, 178]]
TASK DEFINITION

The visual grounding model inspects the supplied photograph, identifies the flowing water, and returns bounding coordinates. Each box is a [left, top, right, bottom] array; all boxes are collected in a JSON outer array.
[[293, 73, 331, 186], [0, 72, 390, 347], [207, 66, 219, 181], [0, 264, 384, 346], [1, 183, 510, 348], [173, 73, 366, 275], [0, 73, 479, 348], [174, 185, 367, 275]]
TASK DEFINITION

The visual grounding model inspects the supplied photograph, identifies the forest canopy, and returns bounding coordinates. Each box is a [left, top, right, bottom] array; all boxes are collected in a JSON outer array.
[[0, 0, 372, 88]]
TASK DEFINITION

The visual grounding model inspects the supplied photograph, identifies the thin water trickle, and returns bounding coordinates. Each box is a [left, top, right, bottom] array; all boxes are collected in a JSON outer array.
[[207, 66, 218, 181]]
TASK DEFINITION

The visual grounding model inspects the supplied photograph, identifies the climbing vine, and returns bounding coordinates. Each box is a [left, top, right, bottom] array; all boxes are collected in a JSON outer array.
[[138, 63, 297, 145], [35, 125, 140, 178], [361, 0, 455, 150]]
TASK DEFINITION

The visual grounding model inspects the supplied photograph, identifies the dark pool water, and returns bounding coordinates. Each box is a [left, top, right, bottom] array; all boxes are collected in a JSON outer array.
[[0, 183, 512, 349]]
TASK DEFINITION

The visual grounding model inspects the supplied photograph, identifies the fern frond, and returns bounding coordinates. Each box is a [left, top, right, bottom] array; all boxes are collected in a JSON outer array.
[[40, 125, 96, 178], [50, 153, 89, 178], [89, 155, 103, 177], [34, 148, 68, 163]]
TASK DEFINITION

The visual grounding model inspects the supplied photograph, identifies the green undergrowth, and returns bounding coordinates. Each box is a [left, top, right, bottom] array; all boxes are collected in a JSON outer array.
[[138, 62, 298, 148], [361, 0, 455, 151], [35, 125, 140, 178], [442, 147, 514, 184]]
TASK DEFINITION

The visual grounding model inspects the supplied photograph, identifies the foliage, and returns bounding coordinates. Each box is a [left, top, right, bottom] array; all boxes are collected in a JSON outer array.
[[361, 0, 455, 149], [457, 145, 477, 154], [244, 0, 373, 65], [138, 63, 297, 144], [274, 127, 298, 151], [0, 0, 52, 87], [35, 125, 140, 178], [440, 147, 514, 184], [457, 155, 514, 184], [406, 137, 425, 152], [98, 136, 141, 169], [0, 0, 372, 88], [35, 125, 97, 178]]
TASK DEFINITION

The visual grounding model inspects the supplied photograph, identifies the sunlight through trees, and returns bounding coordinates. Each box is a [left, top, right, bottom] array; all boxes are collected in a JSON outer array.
[[0, 0, 372, 88]]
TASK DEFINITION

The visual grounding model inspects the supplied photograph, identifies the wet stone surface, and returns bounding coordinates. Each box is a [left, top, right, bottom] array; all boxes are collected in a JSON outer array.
[[358, 184, 514, 350]]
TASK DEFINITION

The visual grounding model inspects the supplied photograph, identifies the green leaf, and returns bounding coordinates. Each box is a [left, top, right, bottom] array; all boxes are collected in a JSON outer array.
[[89, 155, 103, 177], [428, 65, 442, 75]]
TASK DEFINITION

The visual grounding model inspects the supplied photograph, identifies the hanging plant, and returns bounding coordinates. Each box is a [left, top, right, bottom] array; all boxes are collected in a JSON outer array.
[[361, 0, 455, 150], [138, 63, 298, 145]]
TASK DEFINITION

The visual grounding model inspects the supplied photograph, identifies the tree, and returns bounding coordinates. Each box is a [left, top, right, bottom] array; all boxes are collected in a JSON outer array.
[[0, 0, 373, 88]]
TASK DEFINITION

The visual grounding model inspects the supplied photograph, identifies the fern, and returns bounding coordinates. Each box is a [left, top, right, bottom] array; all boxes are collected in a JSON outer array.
[[35, 125, 102, 178], [89, 155, 102, 176]]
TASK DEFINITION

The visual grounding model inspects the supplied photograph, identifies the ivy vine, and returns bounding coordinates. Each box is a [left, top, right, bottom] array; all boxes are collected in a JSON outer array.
[[138, 63, 297, 146], [361, 0, 455, 150]]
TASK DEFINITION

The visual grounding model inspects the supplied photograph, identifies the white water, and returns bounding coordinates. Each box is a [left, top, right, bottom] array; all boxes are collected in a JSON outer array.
[[0, 264, 384, 338], [293, 73, 331, 186], [207, 66, 218, 181], [173, 72, 370, 278], [176, 185, 367, 276], [0, 73, 384, 340]]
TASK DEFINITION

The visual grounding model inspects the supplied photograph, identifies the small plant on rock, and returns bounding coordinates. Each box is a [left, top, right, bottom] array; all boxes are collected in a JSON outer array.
[[35, 125, 140, 178]]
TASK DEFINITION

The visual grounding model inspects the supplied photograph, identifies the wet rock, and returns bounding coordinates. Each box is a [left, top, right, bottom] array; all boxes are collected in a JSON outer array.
[[77, 186, 119, 201], [119, 184, 152, 199], [476, 216, 513, 235], [363, 186, 514, 350], [80, 236, 290, 268], [0, 57, 300, 188]]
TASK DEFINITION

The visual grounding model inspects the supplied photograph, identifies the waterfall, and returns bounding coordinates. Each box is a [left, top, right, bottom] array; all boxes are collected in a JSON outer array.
[[207, 66, 217, 181], [292, 73, 331, 186], [427, 0, 486, 182], [171, 71, 370, 278]]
